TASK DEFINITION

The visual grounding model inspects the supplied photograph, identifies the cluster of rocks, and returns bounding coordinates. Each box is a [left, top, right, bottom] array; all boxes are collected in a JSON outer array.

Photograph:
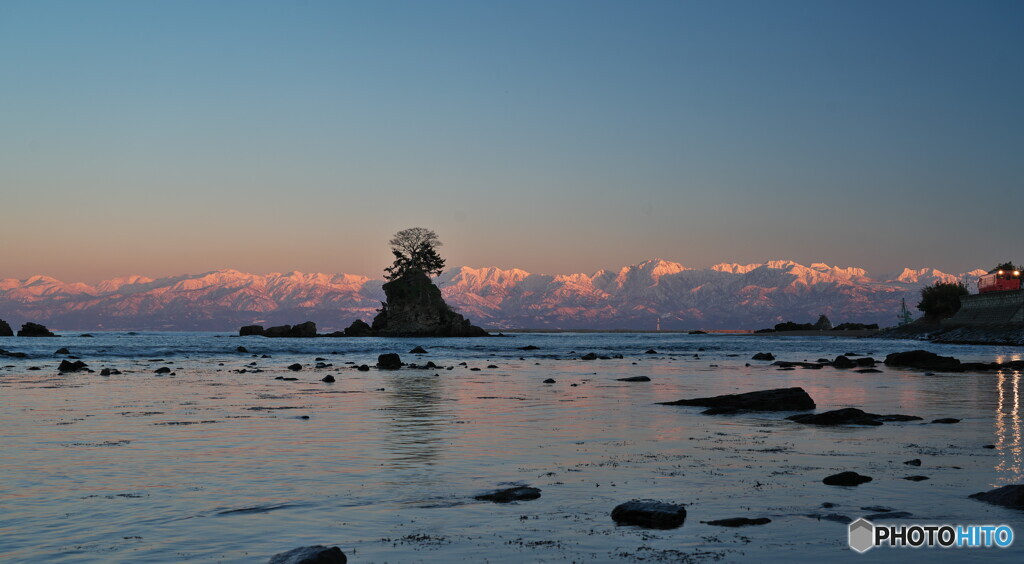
[[755, 315, 879, 333], [0, 319, 57, 337]]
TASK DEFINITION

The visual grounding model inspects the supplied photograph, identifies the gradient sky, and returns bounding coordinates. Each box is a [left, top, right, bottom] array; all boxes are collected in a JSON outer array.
[[3, 0, 1023, 283]]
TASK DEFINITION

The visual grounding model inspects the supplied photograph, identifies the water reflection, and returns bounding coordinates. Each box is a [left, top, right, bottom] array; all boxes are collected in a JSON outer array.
[[994, 370, 1023, 483], [380, 373, 448, 469]]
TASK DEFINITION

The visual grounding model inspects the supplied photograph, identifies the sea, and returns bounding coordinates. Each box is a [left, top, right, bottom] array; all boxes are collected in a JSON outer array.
[[1, 332, 1022, 563]]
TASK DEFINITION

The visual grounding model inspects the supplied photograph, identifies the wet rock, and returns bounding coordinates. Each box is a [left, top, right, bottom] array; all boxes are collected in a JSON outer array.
[[409, 346, 428, 354], [932, 418, 960, 424], [0, 349, 28, 358], [58, 360, 88, 373], [884, 350, 962, 372], [904, 459, 922, 466], [288, 363, 302, 371], [787, 408, 922, 426], [831, 355, 856, 369], [0, 319, 12, 337], [772, 361, 824, 369], [823, 471, 872, 486], [267, 545, 347, 564], [100, 368, 121, 376], [343, 319, 373, 337], [487, 364, 498, 369], [983, 444, 996, 449], [79, 334, 93, 337], [617, 376, 651, 382], [644, 349, 658, 354], [154, 367, 171, 374], [321, 375, 335, 383], [855, 357, 876, 367], [969, 484, 1024, 508], [239, 325, 264, 337], [518, 345, 540, 350], [475, 486, 541, 503], [55, 347, 70, 355], [18, 322, 56, 337], [704, 517, 771, 527], [543, 378, 556, 384], [819, 513, 852, 524], [315, 362, 331, 369], [611, 500, 687, 529], [580, 352, 598, 360], [236, 346, 249, 353], [660, 387, 815, 414], [855, 368, 882, 373], [751, 352, 775, 361], [865, 511, 914, 519], [357, 364, 370, 372], [903, 476, 929, 481], [377, 354, 402, 370]]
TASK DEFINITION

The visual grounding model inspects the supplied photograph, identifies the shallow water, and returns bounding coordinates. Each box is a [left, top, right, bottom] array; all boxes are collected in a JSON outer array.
[[1, 332, 1022, 562]]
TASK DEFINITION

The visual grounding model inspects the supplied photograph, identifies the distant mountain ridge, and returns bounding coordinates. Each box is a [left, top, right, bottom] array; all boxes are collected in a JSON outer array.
[[0, 260, 985, 331]]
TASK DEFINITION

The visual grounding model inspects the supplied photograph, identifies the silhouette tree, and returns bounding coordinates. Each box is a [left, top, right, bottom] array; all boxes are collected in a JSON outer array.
[[384, 227, 446, 280], [990, 262, 1019, 274], [917, 281, 968, 321]]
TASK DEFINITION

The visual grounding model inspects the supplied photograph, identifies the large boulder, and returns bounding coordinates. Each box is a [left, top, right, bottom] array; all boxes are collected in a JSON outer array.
[[659, 387, 815, 414], [267, 545, 346, 564], [18, 322, 56, 337], [969, 484, 1024, 509], [343, 319, 373, 337], [377, 353, 402, 370], [884, 350, 962, 372], [239, 325, 265, 336], [371, 271, 488, 337], [0, 319, 13, 337], [611, 500, 687, 529], [289, 321, 317, 338], [263, 325, 292, 338]]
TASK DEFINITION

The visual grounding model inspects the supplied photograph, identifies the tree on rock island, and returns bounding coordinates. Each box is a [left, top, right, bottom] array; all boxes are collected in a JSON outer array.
[[384, 227, 446, 280]]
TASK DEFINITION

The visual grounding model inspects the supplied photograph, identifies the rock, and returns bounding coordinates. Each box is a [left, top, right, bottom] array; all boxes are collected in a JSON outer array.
[[18, 322, 56, 337], [236, 346, 248, 353], [772, 361, 824, 369], [580, 352, 598, 360], [377, 354, 402, 370], [611, 500, 687, 529], [823, 471, 872, 486], [617, 376, 651, 382], [884, 350, 962, 372], [475, 486, 541, 503], [321, 375, 335, 383], [263, 325, 293, 338], [154, 367, 171, 374], [752, 352, 775, 361], [855, 368, 882, 373], [969, 484, 1024, 508], [865, 511, 914, 519], [543, 378, 556, 384], [487, 364, 498, 368], [932, 418, 960, 424], [288, 363, 302, 371], [371, 271, 488, 337], [855, 357, 876, 367], [357, 364, 370, 371], [239, 325, 265, 336], [289, 321, 317, 338], [644, 349, 658, 354], [100, 368, 121, 376], [58, 360, 88, 373], [79, 334, 93, 338], [54, 347, 70, 355], [813, 314, 833, 331], [267, 545, 347, 564], [518, 345, 540, 350], [0, 349, 27, 358], [0, 319, 12, 337], [903, 476, 929, 481], [787, 408, 922, 426], [409, 346, 428, 354], [343, 319, 373, 337], [704, 517, 771, 527], [660, 387, 815, 414], [904, 459, 922, 466], [831, 355, 856, 369]]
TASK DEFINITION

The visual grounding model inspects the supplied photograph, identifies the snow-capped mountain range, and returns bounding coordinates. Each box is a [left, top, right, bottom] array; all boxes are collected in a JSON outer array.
[[0, 260, 985, 331]]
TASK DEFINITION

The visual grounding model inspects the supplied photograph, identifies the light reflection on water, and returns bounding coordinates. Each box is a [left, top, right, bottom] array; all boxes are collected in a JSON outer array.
[[1, 332, 1023, 562]]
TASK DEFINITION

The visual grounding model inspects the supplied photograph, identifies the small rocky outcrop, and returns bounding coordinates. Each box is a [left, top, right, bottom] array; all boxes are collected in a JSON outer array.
[[884, 350, 962, 372], [18, 322, 56, 337], [617, 376, 651, 382], [267, 545, 347, 564], [751, 352, 775, 361], [58, 360, 88, 373], [409, 346, 428, 354], [787, 408, 922, 426], [239, 325, 264, 336], [0, 319, 13, 337], [969, 484, 1024, 509], [611, 500, 687, 529], [659, 387, 815, 414], [831, 355, 856, 369], [377, 353, 402, 370], [371, 271, 488, 337], [704, 517, 771, 527], [343, 319, 373, 336], [475, 486, 541, 503], [823, 472, 872, 486], [289, 321, 317, 338], [813, 314, 833, 331]]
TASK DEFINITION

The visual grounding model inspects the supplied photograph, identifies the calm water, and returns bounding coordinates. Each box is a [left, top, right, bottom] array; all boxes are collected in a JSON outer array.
[[1, 332, 1022, 562]]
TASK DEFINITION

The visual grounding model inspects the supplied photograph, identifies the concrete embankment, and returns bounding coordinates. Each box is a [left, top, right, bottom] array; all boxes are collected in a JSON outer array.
[[880, 290, 1024, 345]]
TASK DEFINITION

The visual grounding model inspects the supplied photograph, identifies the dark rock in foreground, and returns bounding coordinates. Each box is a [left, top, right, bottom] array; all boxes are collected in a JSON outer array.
[[659, 387, 815, 414], [288, 363, 302, 371], [377, 353, 402, 370], [787, 408, 922, 426], [884, 350, 962, 372], [18, 322, 56, 337], [580, 352, 598, 360], [267, 545, 347, 564], [705, 517, 771, 527], [751, 352, 774, 361], [519, 345, 540, 350], [371, 271, 487, 337], [969, 484, 1024, 509], [475, 486, 541, 503], [823, 471, 872, 486], [321, 375, 335, 383], [0, 319, 13, 337], [903, 476, 929, 481], [617, 376, 651, 382], [831, 355, 856, 369], [543, 378, 556, 384], [58, 360, 88, 373], [409, 346, 427, 354], [932, 418, 960, 424], [611, 500, 687, 529]]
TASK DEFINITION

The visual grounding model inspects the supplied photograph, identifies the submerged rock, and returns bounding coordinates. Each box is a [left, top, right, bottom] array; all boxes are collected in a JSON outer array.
[[969, 484, 1024, 509], [475, 486, 541, 503], [617, 376, 651, 382], [704, 517, 771, 527], [409, 346, 428, 354], [18, 322, 56, 337], [580, 352, 598, 360], [831, 355, 856, 369], [884, 350, 961, 372], [903, 476, 929, 481], [932, 418, 960, 424], [823, 471, 872, 486], [267, 545, 347, 564], [518, 345, 540, 351], [787, 408, 922, 426], [611, 500, 687, 529], [751, 352, 775, 361], [377, 354, 402, 370], [659, 387, 815, 414]]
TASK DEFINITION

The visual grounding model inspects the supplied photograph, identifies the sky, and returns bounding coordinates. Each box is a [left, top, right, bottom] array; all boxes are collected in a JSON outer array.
[[2, 0, 1023, 283]]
